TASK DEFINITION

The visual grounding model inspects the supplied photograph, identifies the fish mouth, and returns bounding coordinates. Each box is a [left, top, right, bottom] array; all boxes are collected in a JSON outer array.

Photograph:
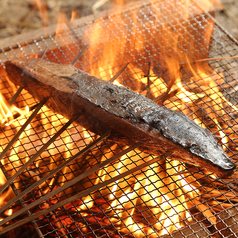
[[212, 162, 236, 178], [209, 154, 236, 177], [218, 155, 236, 170], [189, 145, 236, 177]]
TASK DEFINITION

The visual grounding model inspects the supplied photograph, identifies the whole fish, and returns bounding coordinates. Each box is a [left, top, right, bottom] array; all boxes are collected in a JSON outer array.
[[5, 58, 236, 177]]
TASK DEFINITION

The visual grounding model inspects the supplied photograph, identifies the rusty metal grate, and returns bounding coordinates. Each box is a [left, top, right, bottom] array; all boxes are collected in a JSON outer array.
[[0, 0, 238, 237]]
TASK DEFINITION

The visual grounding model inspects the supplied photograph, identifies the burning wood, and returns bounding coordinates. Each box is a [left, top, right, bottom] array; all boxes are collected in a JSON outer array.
[[5, 58, 235, 177]]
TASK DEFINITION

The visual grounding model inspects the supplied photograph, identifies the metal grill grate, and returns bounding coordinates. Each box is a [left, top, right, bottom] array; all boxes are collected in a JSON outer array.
[[0, 0, 238, 237]]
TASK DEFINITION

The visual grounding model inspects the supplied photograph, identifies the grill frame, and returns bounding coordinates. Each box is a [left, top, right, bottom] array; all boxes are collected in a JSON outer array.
[[0, 0, 238, 237]]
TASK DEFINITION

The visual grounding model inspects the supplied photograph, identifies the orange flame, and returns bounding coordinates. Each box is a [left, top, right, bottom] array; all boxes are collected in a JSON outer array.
[[80, 0, 227, 236], [0, 93, 29, 126], [35, 0, 48, 27], [2, 0, 237, 236]]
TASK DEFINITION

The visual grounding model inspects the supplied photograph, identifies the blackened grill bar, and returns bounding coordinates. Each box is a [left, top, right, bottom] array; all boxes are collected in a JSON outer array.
[[0, 0, 238, 237]]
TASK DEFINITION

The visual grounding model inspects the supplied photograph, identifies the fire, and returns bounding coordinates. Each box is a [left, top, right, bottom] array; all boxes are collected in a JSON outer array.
[[77, 0, 234, 236], [0, 74, 91, 219], [35, 0, 48, 28], [0, 93, 15, 126], [0, 0, 238, 237], [0, 93, 29, 126]]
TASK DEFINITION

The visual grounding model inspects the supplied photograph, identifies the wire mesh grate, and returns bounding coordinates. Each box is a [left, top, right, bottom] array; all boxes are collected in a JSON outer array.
[[0, 0, 238, 237]]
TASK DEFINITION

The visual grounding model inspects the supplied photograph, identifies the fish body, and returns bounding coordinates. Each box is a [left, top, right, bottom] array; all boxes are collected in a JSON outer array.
[[5, 58, 236, 177]]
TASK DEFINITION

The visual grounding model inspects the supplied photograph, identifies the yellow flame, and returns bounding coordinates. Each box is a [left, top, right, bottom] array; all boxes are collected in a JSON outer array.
[[2, 0, 231, 236]]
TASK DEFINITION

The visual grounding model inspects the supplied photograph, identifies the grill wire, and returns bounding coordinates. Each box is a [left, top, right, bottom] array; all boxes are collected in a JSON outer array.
[[0, 0, 238, 237]]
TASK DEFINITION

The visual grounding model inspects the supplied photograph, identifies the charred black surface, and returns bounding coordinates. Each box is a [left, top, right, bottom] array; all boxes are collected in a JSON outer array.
[[5, 58, 236, 177]]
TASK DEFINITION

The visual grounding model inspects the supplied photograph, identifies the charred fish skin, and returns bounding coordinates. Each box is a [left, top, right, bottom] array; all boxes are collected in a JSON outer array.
[[5, 58, 236, 177], [107, 92, 235, 177], [143, 109, 235, 173]]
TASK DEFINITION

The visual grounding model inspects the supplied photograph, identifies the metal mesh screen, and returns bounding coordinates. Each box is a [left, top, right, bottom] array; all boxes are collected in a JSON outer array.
[[0, 0, 238, 237]]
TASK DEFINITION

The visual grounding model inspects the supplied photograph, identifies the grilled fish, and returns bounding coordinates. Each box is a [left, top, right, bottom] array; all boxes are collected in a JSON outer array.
[[5, 58, 236, 177]]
